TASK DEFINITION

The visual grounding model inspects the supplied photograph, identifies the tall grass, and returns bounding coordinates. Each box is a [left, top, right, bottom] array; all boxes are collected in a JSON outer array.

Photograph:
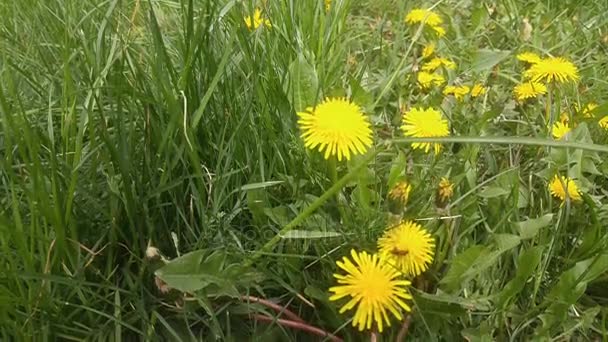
[[1, 0, 608, 340]]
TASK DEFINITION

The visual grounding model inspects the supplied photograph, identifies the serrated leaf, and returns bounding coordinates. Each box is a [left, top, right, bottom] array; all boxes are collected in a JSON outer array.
[[514, 214, 553, 240], [469, 49, 511, 73], [281, 230, 342, 239]]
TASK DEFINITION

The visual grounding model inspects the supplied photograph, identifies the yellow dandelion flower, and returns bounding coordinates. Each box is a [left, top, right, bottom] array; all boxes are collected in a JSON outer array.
[[431, 25, 446, 37], [422, 57, 456, 72], [552, 121, 571, 140], [401, 107, 449, 154], [548, 175, 582, 203], [524, 57, 579, 83], [417, 71, 445, 89], [516, 52, 542, 64], [329, 250, 412, 332], [443, 85, 470, 101], [378, 221, 435, 278], [298, 97, 372, 161], [513, 81, 547, 102], [437, 177, 454, 202], [470, 84, 487, 97], [244, 8, 272, 30], [422, 43, 435, 59], [405, 8, 443, 27], [389, 181, 412, 205], [580, 103, 598, 118], [599, 116, 608, 130], [324, 0, 331, 11]]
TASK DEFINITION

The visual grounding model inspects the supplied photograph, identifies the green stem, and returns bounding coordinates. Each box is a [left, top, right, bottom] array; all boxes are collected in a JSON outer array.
[[390, 136, 608, 154], [328, 156, 346, 222], [244, 150, 379, 267]]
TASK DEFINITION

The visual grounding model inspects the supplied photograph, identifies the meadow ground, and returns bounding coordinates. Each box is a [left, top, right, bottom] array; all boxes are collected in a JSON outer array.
[[1, 0, 608, 340]]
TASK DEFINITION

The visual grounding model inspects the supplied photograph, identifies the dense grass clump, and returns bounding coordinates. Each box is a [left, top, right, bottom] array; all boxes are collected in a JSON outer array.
[[1, 0, 608, 340]]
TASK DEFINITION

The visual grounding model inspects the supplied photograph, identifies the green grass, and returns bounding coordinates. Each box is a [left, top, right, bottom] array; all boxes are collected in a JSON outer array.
[[1, 0, 608, 340]]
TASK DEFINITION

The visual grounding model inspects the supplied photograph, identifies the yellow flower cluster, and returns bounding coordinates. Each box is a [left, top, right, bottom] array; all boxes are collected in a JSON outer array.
[[405, 8, 446, 37], [443, 84, 486, 101], [244, 8, 272, 30], [513, 52, 579, 101], [329, 218, 437, 332]]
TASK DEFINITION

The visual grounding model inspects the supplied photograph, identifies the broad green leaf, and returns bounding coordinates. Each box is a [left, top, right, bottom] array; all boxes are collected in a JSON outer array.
[[411, 289, 466, 315], [281, 230, 342, 239], [287, 55, 318, 112], [494, 234, 521, 252], [155, 250, 233, 293], [537, 254, 608, 334], [478, 186, 510, 198], [497, 246, 544, 308], [469, 49, 511, 72], [440, 245, 488, 291], [514, 214, 553, 240]]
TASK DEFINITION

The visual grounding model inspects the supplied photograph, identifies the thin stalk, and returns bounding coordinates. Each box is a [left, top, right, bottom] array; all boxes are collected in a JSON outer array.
[[245, 150, 379, 267]]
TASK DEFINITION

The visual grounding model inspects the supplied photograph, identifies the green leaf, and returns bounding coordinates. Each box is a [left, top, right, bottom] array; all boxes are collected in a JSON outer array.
[[241, 181, 284, 191], [478, 186, 510, 198], [537, 254, 608, 334], [387, 152, 407, 189], [411, 289, 466, 316], [287, 55, 319, 112], [494, 234, 521, 252], [497, 246, 544, 308], [440, 245, 488, 291], [155, 250, 234, 293], [469, 49, 511, 73], [281, 230, 342, 239], [514, 214, 553, 240]]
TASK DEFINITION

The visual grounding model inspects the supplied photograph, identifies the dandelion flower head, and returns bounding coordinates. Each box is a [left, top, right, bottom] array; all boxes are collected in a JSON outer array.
[[437, 177, 454, 201], [405, 8, 443, 27], [298, 97, 372, 161], [470, 84, 487, 97], [516, 52, 542, 64], [329, 250, 412, 332], [378, 221, 435, 277], [389, 181, 412, 205], [548, 175, 582, 203], [401, 107, 449, 154], [244, 8, 272, 30], [514, 81, 547, 102], [422, 57, 456, 72], [552, 121, 571, 140], [417, 71, 445, 89], [422, 43, 435, 59], [524, 57, 579, 83], [443, 85, 470, 101], [579, 103, 598, 118], [599, 116, 608, 130]]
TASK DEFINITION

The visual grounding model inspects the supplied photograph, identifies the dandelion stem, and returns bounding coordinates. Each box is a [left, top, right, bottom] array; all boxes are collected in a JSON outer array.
[[250, 313, 343, 342], [245, 150, 379, 267], [328, 156, 346, 222]]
